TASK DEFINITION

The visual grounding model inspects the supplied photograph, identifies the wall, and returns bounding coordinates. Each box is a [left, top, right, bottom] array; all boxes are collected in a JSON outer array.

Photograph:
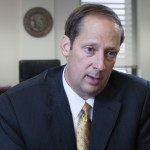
[[0, 0, 150, 86], [0, 0, 79, 86], [137, 0, 150, 80], [20, 0, 55, 60], [0, 0, 19, 86]]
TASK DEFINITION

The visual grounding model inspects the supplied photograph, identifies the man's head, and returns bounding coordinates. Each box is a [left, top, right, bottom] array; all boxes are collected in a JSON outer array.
[[64, 3, 124, 48], [61, 4, 124, 99]]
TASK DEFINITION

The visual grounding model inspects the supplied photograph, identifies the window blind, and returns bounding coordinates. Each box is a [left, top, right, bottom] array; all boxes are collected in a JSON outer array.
[[81, 0, 135, 67]]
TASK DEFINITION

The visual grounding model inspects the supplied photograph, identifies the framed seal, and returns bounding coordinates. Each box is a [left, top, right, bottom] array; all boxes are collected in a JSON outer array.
[[23, 7, 53, 37]]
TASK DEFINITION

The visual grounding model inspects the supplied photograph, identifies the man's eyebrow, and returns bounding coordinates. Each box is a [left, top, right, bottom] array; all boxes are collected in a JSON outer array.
[[105, 46, 120, 51], [81, 42, 120, 51], [81, 42, 99, 47]]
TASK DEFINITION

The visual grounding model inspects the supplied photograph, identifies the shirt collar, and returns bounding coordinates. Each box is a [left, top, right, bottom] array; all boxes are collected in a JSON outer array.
[[62, 68, 94, 118]]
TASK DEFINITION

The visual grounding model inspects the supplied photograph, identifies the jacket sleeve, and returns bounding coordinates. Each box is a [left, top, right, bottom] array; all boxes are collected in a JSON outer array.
[[0, 93, 26, 150], [137, 81, 150, 150]]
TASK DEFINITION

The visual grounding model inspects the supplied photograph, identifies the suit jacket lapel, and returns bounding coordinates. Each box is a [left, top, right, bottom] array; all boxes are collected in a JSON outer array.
[[53, 95, 77, 150], [48, 70, 77, 150], [89, 83, 122, 150]]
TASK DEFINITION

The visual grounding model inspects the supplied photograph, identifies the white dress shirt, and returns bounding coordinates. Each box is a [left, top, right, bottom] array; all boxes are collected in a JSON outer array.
[[62, 68, 94, 133]]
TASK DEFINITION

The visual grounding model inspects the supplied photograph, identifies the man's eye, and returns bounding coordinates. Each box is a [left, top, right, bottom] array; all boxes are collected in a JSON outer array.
[[106, 51, 117, 60], [84, 47, 95, 54]]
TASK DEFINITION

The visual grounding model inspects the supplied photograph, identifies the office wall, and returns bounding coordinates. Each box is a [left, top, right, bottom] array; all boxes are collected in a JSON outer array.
[[0, 0, 79, 86], [0, 0, 150, 86], [20, 0, 55, 60], [137, 0, 150, 80], [0, 0, 19, 86]]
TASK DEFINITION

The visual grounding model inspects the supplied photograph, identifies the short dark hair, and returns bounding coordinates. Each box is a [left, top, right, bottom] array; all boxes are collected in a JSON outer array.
[[65, 4, 124, 47]]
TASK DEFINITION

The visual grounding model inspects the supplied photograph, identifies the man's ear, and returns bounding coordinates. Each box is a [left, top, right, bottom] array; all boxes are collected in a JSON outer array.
[[60, 35, 71, 57]]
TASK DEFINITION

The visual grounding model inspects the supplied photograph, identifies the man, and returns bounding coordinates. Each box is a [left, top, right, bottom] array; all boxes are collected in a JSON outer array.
[[0, 4, 150, 150]]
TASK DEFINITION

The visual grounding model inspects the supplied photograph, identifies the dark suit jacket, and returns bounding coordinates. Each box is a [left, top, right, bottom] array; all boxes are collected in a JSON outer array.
[[0, 66, 150, 150]]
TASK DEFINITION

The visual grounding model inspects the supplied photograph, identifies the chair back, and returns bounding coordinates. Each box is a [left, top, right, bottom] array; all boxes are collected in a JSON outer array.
[[19, 59, 60, 82]]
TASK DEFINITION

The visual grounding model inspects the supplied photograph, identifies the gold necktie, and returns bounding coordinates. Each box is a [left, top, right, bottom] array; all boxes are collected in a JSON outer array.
[[77, 103, 91, 150]]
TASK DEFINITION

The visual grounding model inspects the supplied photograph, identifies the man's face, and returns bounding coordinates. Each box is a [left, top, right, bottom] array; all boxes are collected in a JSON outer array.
[[61, 15, 121, 99]]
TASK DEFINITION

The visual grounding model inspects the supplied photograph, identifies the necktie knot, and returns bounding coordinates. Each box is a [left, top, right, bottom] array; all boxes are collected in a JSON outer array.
[[82, 103, 91, 112], [82, 103, 91, 122]]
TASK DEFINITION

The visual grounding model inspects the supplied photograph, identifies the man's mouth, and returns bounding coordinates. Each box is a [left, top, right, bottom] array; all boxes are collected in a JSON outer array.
[[86, 74, 101, 85]]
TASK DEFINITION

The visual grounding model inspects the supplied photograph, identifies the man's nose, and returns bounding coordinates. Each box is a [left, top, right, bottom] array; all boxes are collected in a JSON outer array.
[[93, 53, 106, 71]]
